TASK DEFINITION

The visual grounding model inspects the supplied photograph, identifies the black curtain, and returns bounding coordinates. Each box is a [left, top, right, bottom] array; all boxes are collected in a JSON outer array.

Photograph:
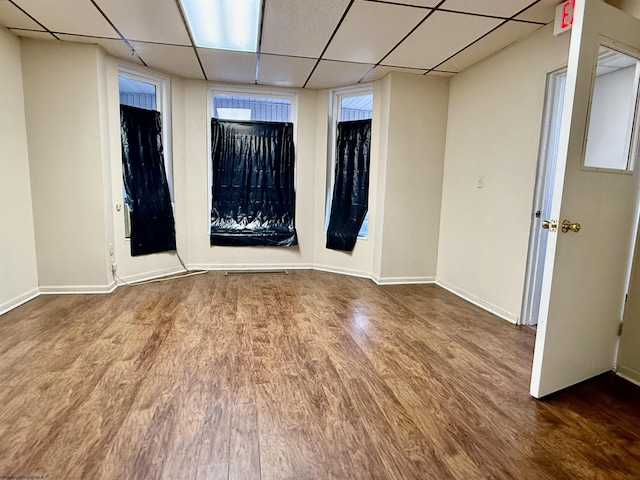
[[326, 119, 371, 252], [121, 105, 176, 256], [210, 119, 298, 247]]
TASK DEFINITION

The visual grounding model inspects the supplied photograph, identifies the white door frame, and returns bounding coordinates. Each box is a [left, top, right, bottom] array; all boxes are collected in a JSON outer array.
[[521, 68, 567, 326]]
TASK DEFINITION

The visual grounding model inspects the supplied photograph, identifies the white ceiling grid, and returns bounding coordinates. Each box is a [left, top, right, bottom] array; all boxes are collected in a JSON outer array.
[[383, 11, 503, 70], [0, 0, 559, 88], [323, 1, 427, 64], [97, 0, 191, 46]]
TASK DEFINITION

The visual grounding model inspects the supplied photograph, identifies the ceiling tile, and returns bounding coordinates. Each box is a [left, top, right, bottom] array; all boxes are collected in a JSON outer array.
[[305, 60, 372, 89], [93, 0, 190, 46], [324, 0, 428, 64], [131, 42, 203, 79], [361, 65, 427, 82], [0, 0, 41, 30], [515, 0, 558, 23], [383, 11, 501, 69], [261, 0, 350, 58], [258, 54, 315, 88], [442, 0, 535, 18], [12, 0, 116, 37], [438, 20, 541, 72], [57, 33, 144, 65], [199, 48, 257, 83], [373, 0, 441, 7]]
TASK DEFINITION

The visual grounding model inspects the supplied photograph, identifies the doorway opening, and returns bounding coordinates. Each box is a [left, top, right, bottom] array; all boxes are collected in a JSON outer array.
[[520, 68, 567, 327]]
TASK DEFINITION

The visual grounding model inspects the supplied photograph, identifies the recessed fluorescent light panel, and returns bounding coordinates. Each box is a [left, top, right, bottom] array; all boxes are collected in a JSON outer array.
[[180, 0, 261, 52]]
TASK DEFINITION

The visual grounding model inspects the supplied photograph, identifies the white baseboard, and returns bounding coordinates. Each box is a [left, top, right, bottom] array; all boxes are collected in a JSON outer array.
[[616, 365, 640, 387], [435, 279, 518, 324], [0, 288, 40, 316], [313, 264, 371, 280], [187, 263, 436, 287], [187, 263, 313, 272], [373, 275, 436, 286], [3, 269, 516, 323], [39, 282, 117, 295], [118, 266, 186, 284]]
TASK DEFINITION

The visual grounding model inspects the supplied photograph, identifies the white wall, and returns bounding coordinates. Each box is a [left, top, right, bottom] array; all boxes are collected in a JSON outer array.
[[437, 24, 570, 322], [21, 39, 113, 292], [0, 28, 39, 313], [376, 73, 448, 283]]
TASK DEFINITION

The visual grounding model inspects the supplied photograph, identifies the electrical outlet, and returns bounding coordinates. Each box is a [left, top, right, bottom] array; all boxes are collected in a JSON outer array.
[[477, 176, 484, 188], [109, 243, 114, 256], [111, 262, 117, 274]]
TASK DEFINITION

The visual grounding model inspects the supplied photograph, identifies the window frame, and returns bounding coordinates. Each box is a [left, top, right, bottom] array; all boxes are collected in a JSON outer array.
[[118, 63, 174, 201], [581, 43, 640, 174], [206, 84, 299, 233], [325, 83, 373, 240]]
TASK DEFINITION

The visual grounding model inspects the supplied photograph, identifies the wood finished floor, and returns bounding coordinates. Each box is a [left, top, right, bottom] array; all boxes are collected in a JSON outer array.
[[1, 271, 639, 479]]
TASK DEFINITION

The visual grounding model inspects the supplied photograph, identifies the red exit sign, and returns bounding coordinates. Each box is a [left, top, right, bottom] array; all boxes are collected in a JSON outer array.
[[554, 0, 576, 36]]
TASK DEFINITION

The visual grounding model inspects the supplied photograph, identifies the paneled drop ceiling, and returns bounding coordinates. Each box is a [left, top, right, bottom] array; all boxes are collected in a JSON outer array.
[[0, 0, 561, 88]]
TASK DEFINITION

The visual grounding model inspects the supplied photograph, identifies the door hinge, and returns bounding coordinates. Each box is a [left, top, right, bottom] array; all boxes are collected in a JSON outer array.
[[542, 219, 558, 232], [618, 323, 624, 336]]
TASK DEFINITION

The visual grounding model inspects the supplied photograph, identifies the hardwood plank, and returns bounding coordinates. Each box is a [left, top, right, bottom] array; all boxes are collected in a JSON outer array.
[[0, 270, 639, 479], [229, 403, 261, 480], [196, 463, 229, 480]]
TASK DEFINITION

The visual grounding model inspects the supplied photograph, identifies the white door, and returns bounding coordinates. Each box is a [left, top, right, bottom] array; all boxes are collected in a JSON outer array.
[[530, 0, 640, 399]]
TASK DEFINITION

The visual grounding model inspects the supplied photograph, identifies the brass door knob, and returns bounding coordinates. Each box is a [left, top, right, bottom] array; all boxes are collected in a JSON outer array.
[[562, 220, 581, 233]]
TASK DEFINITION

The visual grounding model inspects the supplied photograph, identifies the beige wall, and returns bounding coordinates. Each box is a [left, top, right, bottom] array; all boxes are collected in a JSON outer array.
[[437, 24, 570, 322], [4, 23, 573, 318], [377, 73, 448, 283], [21, 39, 112, 291], [372, 77, 392, 281], [618, 234, 640, 384], [8, 38, 448, 294], [313, 74, 448, 283], [606, 0, 640, 18], [183, 81, 317, 270], [0, 28, 39, 313]]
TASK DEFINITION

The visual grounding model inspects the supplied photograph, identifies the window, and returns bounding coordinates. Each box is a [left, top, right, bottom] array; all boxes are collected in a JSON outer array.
[[212, 93, 292, 122], [326, 85, 373, 240], [119, 75, 157, 110], [208, 87, 298, 244], [583, 45, 640, 172], [118, 66, 172, 238]]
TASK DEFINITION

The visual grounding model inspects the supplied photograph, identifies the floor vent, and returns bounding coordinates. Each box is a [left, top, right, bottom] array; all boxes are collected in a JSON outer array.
[[225, 270, 289, 276]]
